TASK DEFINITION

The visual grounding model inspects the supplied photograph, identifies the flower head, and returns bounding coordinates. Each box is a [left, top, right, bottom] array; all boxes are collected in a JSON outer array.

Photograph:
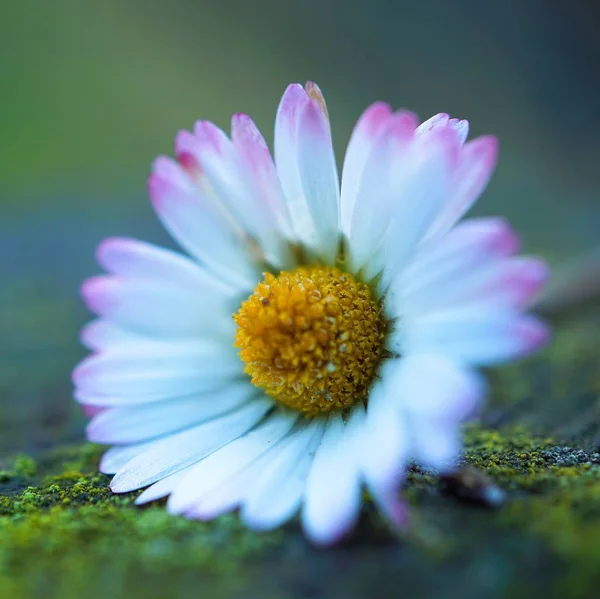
[[73, 82, 549, 545]]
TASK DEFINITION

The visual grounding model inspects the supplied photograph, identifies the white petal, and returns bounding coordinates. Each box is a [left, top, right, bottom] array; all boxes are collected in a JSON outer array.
[[184, 451, 278, 520], [399, 256, 548, 317], [189, 120, 292, 268], [361, 370, 409, 495], [374, 128, 459, 288], [449, 118, 469, 144], [340, 102, 392, 236], [296, 93, 341, 262], [426, 135, 498, 238], [134, 468, 189, 505], [387, 354, 486, 423], [167, 410, 298, 515], [409, 417, 462, 470], [367, 486, 408, 530], [182, 432, 308, 521], [397, 308, 550, 366], [110, 397, 272, 492], [359, 369, 413, 529], [241, 418, 326, 531], [99, 440, 155, 475], [274, 84, 319, 250], [148, 156, 257, 287], [397, 217, 520, 297], [87, 382, 253, 444], [231, 113, 295, 241], [348, 111, 418, 272], [80, 319, 146, 351], [301, 410, 364, 546], [415, 113, 450, 137], [96, 237, 235, 294], [81, 275, 236, 340], [73, 340, 242, 400]]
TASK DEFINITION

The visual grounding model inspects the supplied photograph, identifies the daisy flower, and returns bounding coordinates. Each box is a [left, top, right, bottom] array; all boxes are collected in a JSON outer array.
[[73, 82, 550, 545]]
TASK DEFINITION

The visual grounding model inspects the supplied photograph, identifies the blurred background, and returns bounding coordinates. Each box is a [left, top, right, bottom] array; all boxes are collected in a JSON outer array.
[[1, 0, 599, 454]]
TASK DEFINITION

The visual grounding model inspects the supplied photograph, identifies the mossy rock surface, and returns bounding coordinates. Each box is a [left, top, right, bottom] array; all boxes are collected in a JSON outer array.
[[2, 427, 600, 599], [1, 302, 600, 599]]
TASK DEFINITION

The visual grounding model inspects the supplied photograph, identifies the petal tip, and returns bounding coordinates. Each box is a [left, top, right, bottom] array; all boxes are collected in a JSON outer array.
[[517, 317, 551, 355]]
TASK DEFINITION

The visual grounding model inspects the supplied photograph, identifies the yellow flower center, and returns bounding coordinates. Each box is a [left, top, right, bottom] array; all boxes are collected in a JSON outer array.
[[234, 266, 387, 415]]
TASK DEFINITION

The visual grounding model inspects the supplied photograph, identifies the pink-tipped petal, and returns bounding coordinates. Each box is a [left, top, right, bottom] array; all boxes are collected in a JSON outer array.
[[514, 315, 551, 355], [499, 257, 549, 307], [340, 101, 393, 234], [399, 308, 551, 366], [80, 275, 234, 339], [96, 237, 232, 294], [81, 276, 120, 316], [192, 120, 228, 151], [304, 81, 329, 118], [274, 84, 319, 249], [397, 249, 548, 317], [73, 340, 240, 398], [81, 404, 104, 418], [428, 135, 499, 237], [449, 118, 469, 144], [193, 120, 289, 264], [80, 319, 144, 351], [397, 216, 521, 303], [376, 126, 461, 288], [416, 113, 450, 137], [296, 97, 341, 262], [174, 130, 203, 176], [348, 110, 418, 272], [369, 487, 409, 531], [361, 379, 409, 530], [148, 157, 256, 288], [231, 113, 294, 240]]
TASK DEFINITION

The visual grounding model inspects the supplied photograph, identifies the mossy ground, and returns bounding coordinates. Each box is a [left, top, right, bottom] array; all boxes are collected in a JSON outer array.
[[1, 423, 600, 599]]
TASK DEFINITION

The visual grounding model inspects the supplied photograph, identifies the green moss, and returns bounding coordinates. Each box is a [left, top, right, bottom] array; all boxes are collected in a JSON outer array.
[[459, 424, 600, 597], [2, 424, 600, 599], [13, 455, 37, 478], [503, 473, 600, 599], [0, 454, 37, 482], [0, 446, 285, 599], [462, 425, 554, 489]]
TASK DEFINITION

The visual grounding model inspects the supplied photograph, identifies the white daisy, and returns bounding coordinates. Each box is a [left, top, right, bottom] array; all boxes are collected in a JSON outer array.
[[73, 82, 550, 545]]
